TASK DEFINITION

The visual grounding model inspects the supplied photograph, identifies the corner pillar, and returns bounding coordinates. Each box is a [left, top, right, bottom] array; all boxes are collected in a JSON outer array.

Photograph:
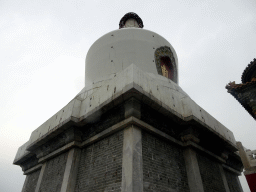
[[60, 148, 81, 192], [184, 147, 204, 192], [121, 126, 143, 192], [219, 164, 231, 192], [182, 127, 204, 192], [35, 163, 47, 192]]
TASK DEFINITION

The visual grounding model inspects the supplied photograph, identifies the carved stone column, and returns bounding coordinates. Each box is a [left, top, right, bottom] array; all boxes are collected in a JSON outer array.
[[182, 127, 204, 192]]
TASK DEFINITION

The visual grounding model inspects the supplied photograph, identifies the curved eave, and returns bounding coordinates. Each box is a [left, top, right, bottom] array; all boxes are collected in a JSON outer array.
[[242, 58, 256, 84], [226, 82, 256, 120]]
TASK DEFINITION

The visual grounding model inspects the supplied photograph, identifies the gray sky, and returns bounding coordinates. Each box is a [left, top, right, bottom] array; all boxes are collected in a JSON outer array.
[[1, 0, 256, 191]]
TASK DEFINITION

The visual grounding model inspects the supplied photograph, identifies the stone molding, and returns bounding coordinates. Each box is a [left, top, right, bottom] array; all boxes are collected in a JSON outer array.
[[181, 134, 200, 144], [222, 164, 241, 176], [38, 141, 81, 163], [23, 164, 42, 175], [27, 116, 239, 176], [183, 140, 226, 164]]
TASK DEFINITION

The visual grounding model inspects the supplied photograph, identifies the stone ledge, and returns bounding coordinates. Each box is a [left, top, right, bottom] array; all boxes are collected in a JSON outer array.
[[38, 141, 81, 163], [23, 164, 42, 175], [13, 141, 33, 165], [184, 140, 226, 164], [32, 116, 236, 173], [222, 164, 241, 176]]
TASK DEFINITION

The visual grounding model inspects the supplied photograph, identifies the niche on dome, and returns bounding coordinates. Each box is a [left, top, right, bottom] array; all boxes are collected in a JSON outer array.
[[155, 46, 177, 83]]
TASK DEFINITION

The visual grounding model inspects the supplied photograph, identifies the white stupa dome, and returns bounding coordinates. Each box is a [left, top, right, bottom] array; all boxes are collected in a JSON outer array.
[[85, 12, 179, 86]]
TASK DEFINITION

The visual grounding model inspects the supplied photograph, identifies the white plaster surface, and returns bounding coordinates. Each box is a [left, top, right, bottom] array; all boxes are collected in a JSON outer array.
[[85, 28, 179, 86], [15, 64, 237, 162]]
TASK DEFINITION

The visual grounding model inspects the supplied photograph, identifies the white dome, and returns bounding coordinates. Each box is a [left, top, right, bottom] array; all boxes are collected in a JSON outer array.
[[85, 28, 178, 86]]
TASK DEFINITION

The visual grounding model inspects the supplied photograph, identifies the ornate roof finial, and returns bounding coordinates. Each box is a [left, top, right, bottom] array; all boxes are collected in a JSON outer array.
[[119, 12, 144, 29]]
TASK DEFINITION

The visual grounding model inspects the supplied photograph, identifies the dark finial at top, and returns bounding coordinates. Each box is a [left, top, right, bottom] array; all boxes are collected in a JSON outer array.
[[119, 12, 144, 29]]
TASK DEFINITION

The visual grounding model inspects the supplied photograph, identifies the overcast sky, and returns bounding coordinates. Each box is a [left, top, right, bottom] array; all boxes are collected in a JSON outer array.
[[1, 0, 256, 191]]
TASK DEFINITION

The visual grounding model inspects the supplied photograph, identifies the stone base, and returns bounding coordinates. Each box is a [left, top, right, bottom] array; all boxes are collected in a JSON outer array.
[[20, 117, 243, 192], [15, 65, 243, 192]]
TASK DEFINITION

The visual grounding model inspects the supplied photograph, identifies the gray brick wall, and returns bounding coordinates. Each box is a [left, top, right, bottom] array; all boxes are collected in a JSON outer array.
[[74, 131, 123, 192], [197, 152, 226, 192], [142, 131, 189, 192], [39, 152, 68, 192], [224, 170, 242, 192], [22, 169, 41, 192]]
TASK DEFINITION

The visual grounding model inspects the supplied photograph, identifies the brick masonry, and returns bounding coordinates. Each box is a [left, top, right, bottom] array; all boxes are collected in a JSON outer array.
[[22, 169, 41, 192], [74, 131, 123, 192], [142, 131, 190, 192], [224, 170, 242, 192], [39, 152, 68, 192], [197, 152, 226, 192]]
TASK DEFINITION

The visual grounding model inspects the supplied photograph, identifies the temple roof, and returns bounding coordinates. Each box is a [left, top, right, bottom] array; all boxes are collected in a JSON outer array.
[[226, 77, 256, 120], [242, 58, 256, 83], [226, 79, 256, 92]]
